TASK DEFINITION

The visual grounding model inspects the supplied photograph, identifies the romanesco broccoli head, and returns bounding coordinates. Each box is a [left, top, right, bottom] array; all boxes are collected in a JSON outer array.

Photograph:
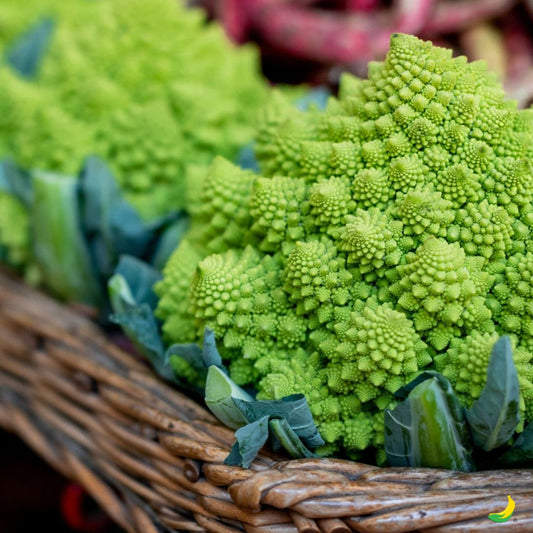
[[0, 0, 268, 269], [0, 0, 266, 214], [157, 34, 533, 457]]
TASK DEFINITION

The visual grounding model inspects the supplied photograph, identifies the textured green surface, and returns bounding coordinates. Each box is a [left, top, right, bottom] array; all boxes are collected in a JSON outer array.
[[156, 34, 533, 459], [0, 0, 267, 266]]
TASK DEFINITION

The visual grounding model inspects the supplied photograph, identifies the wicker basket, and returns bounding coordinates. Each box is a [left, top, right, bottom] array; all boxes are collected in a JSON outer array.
[[1, 266, 532, 533]]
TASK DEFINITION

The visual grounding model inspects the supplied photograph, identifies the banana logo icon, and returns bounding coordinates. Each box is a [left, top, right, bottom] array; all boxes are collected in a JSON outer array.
[[488, 495, 515, 523]]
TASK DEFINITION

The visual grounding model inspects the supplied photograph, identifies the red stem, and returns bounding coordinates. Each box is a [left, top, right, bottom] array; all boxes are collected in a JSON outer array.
[[346, 0, 382, 11], [245, 0, 436, 64], [502, 14, 533, 78], [422, 0, 518, 35]]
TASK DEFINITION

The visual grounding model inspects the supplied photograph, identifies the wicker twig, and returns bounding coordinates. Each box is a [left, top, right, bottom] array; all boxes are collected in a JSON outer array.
[[0, 266, 532, 532]]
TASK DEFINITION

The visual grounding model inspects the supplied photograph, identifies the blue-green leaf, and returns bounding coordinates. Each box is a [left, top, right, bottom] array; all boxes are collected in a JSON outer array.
[[166, 343, 207, 389], [0, 160, 33, 207], [5, 17, 55, 78], [111, 304, 165, 367], [149, 215, 190, 270], [112, 255, 161, 311], [269, 418, 318, 459], [201, 328, 223, 368], [80, 156, 152, 282], [224, 416, 271, 469], [203, 342, 324, 467], [465, 336, 520, 452], [108, 261, 170, 380], [385, 376, 473, 471], [205, 366, 253, 429], [498, 422, 533, 467], [234, 395, 324, 449]]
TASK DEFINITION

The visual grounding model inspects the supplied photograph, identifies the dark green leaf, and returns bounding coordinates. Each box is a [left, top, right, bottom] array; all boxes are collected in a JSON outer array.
[[113, 255, 161, 311], [224, 416, 271, 469], [108, 203, 153, 257], [498, 422, 533, 467], [166, 343, 207, 389], [0, 160, 33, 207], [385, 376, 473, 471], [108, 264, 208, 390], [466, 336, 520, 451], [110, 303, 172, 380], [80, 156, 153, 282], [79, 156, 185, 284], [269, 418, 318, 459], [5, 17, 55, 78], [234, 395, 324, 449], [202, 328, 223, 368], [200, 332, 324, 466]]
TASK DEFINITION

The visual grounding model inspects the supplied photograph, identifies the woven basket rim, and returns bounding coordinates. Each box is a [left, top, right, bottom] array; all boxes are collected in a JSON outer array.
[[1, 266, 532, 533]]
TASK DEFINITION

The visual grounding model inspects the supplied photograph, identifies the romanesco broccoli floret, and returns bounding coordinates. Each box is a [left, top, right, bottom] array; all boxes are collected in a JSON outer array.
[[489, 252, 533, 339], [157, 34, 533, 457], [155, 239, 202, 345], [185, 157, 258, 255], [337, 208, 402, 280]]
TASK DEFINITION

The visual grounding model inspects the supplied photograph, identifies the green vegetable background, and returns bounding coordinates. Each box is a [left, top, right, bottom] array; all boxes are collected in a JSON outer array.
[[0, 0, 267, 272]]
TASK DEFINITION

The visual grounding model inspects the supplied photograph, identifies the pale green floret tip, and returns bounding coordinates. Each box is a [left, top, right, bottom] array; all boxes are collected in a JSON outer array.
[[158, 34, 533, 457]]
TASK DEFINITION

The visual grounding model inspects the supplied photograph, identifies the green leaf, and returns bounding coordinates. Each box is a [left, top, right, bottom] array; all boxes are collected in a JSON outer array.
[[0, 160, 33, 207], [80, 156, 153, 282], [203, 341, 324, 466], [225, 416, 271, 469], [393, 370, 447, 400], [32, 171, 103, 306], [108, 257, 175, 381], [111, 304, 164, 362], [465, 336, 520, 452], [497, 422, 533, 467], [269, 418, 318, 459], [201, 327, 223, 368], [79, 156, 185, 286], [234, 395, 324, 449], [205, 366, 253, 429], [109, 261, 212, 390], [385, 376, 473, 471], [5, 17, 55, 78], [112, 255, 161, 311], [166, 343, 207, 389], [162, 329, 221, 390]]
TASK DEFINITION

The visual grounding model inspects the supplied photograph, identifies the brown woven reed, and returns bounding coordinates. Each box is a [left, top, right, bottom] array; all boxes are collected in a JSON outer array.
[[1, 267, 533, 533]]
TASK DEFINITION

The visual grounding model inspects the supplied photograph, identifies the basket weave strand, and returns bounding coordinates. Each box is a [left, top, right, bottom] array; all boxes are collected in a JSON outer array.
[[1, 267, 533, 532]]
